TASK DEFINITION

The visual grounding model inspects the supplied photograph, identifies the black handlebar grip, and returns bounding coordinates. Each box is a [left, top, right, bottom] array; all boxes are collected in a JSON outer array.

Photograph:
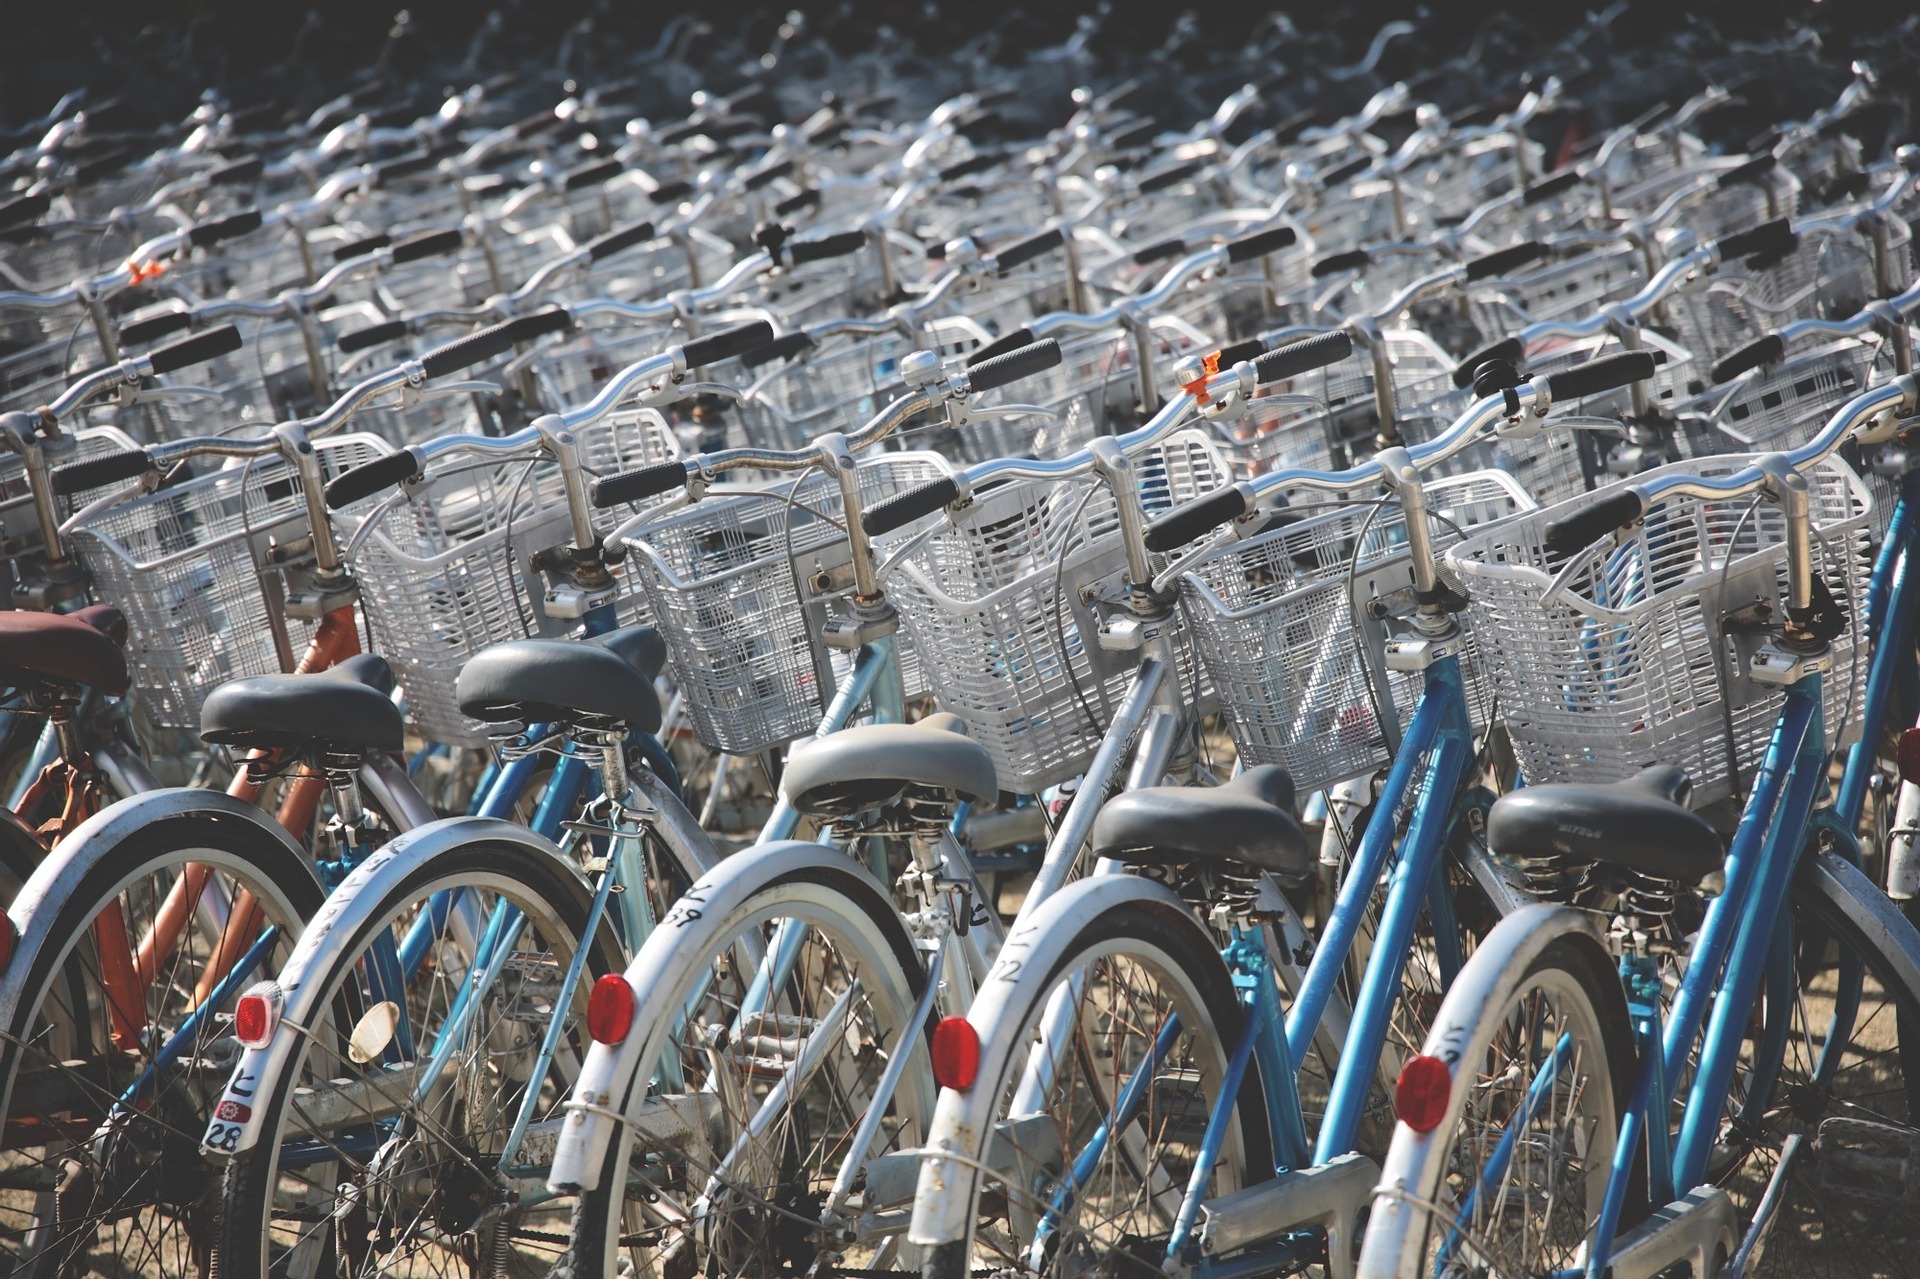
[[1717, 153, 1778, 190], [324, 449, 423, 509], [1312, 248, 1372, 277], [1545, 351, 1658, 401], [743, 159, 794, 192], [1108, 118, 1158, 151], [966, 327, 1035, 367], [1713, 217, 1796, 262], [53, 449, 155, 496], [584, 221, 656, 263], [146, 324, 242, 375], [995, 226, 1066, 274], [788, 230, 866, 266], [1225, 225, 1298, 263], [119, 308, 192, 347], [333, 232, 392, 262], [1253, 330, 1355, 385], [1543, 487, 1644, 557], [742, 331, 816, 368], [188, 207, 262, 247], [591, 460, 690, 508], [1143, 485, 1250, 553], [1320, 154, 1371, 187], [508, 308, 574, 342], [1465, 241, 1549, 281], [774, 187, 821, 217], [681, 321, 776, 369], [564, 158, 624, 191], [649, 179, 694, 205], [337, 319, 409, 353], [1214, 338, 1266, 368], [374, 152, 438, 187], [1522, 169, 1584, 205], [860, 476, 961, 537], [419, 321, 518, 379], [0, 191, 51, 229], [965, 338, 1062, 394], [1710, 334, 1786, 384], [392, 228, 464, 263], [1821, 171, 1873, 204], [1131, 237, 1187, 267], [208, 154, 263, 186], [938, 152, 999, 183], [976, 85, 1018, 108], [1139, 160, 1206, 195], [1451, 336, 1525, 389]]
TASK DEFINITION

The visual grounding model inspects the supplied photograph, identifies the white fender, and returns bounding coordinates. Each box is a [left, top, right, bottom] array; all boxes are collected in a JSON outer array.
[[906, 874, 1210, 1248], [548, 839, 899, 1191], [203, 815, 582, 1156]]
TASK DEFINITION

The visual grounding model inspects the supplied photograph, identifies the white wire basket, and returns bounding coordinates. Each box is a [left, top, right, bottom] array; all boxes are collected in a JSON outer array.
[[1209, 329, 1466, 480], [1446, 453, 1872, 806], [66, 433, 393, 730], [882, 430, 1229, 794], [1175, 470, 1533, 795], [342, 410, 678, 747], [1466, 241, 1648, 340], [1702, 337, 1880, 450], [622, 452, 949, 757]]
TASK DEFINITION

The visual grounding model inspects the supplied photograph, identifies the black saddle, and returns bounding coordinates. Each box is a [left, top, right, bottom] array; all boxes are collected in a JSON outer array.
[[781, 712, 998, 818], [455, 626, 665, 734], [1488, 765, 1723, 884], [1091, 765, 1314, 882], [200, 653, 403, 754]]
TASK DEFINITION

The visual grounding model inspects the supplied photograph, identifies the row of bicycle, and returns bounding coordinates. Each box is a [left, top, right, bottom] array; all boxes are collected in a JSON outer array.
[[2, 35, 1920, 1279]]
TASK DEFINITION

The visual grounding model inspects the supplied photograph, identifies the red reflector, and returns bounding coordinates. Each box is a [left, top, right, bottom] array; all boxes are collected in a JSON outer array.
[[587, 975, 635, 1045], [1395, 1054, 1452, 1132], [233, 995, 272, 1047], [931, 1016, 980, 1090], [0, 913, 15, 972], [1899, 729, 1920, 785]]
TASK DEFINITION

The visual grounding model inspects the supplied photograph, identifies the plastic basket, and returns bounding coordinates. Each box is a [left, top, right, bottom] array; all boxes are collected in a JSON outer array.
[[623, 453, 949, 757], [1446, 453, 1871, 805], [883, 431, 1229, 793], [342, 410, 679, 747], [1175, 470, 1532, 795], [66, 433, 393, 730]]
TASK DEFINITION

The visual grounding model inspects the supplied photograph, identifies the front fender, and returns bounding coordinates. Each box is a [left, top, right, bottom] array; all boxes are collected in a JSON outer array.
[[204, 816, 579, 1157]]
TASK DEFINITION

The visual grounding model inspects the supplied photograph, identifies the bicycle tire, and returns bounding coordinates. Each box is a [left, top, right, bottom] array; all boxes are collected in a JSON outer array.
[[918, 890, 1268, 1279], [215, 836, 627, 1279], [559, 851, 931, 1279], [0, 803, 323, 1277], [1359, 908, 1637, 1278]]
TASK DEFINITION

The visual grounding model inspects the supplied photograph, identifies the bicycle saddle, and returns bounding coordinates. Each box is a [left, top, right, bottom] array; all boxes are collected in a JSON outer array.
[[1487, 764, 1723, 884], [1090, 765, 1314, 882], [781, 712, 998, 818], [454, 626, 665, 734], [200, 653, 404, 753], [0, 607, 131, 696]]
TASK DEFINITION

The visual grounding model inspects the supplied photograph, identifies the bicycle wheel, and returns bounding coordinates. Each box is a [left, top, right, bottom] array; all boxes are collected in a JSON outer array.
[[0, 802, 323, 1277], [216, 837, 629, 1279], [560, 852, 932, 1279], [1714, 847, 1920, 1276], [1361, 909, 1635, 1278], [919, 891, 1268, 1279]]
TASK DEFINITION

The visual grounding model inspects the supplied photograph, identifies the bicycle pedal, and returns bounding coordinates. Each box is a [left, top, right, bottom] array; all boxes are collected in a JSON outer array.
[[1812, 1116, 1920, 1210]]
